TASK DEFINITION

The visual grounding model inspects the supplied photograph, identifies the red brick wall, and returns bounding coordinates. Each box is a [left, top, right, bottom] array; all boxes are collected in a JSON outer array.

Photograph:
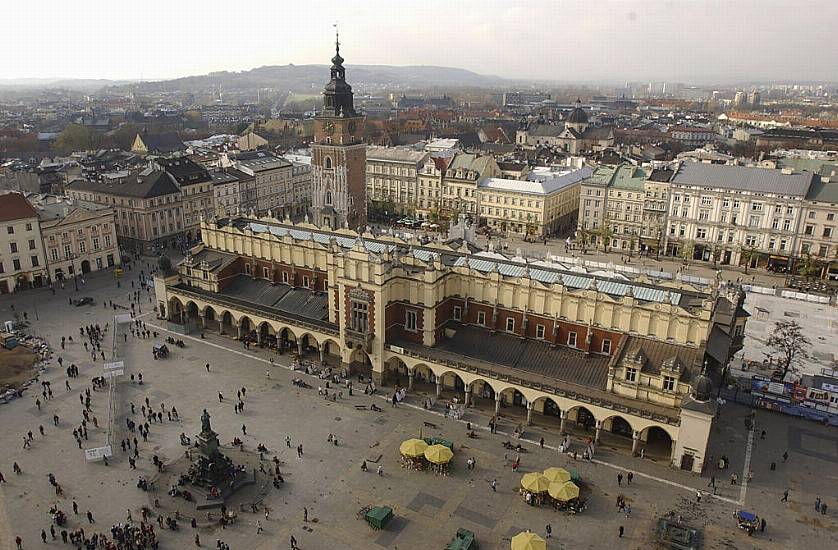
[[385, 301, 423, 344], [227, 256, 326, 289]]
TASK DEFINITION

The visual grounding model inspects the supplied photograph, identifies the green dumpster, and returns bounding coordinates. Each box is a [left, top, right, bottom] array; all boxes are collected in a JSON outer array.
[[423, 437, 454, 451], [364, 506, 393, 530], [446, 528, 478, 550]]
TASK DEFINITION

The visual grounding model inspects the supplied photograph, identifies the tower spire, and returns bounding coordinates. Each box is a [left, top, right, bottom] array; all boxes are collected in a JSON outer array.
[[334, 22, 340, 56]]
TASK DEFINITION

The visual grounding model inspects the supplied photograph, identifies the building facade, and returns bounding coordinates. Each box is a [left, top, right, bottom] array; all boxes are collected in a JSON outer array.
[[0, 192, 48, 293], [38, 201, 120, 281], [232, 151, 294, 216], [156, 214, 748, 473], [310, 39, 367, 230], [478, 166, 590, 237], [66, 169, 187, 255], [365, 146, 429, 213], [665, 163, 814, 267]]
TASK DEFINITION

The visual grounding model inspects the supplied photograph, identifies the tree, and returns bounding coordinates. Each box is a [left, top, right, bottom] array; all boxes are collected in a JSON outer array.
[[765, 320, 810, 380], [53, 124, 102, 154], [739, 245, 758, 275], [596, 220, 614, 252], [678, 240, 696, 266], [797, 252, 819, 280]]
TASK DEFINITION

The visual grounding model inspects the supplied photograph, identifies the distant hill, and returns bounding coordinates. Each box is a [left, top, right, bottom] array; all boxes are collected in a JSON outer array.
[[109, 64, 508, 94], [0, 78, 137, 91]]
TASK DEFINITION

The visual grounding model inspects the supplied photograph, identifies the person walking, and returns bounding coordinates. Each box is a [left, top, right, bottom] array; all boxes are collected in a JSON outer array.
[[627, 471, 634, 485], [619, 525, 624, 538], [256, 520, 263, 534], [696, 490, 702, 503], [303, 507, 308, 522], [242, 425, 247, 436], [290, 535, 298, 550], [816, 497, 821, 512], [782, 451, 789, 463], [87, 510, 94, 523], [781, 489, 789, 502], [545, 523, 552, 538], [617, 473, 623, 486], [491, 479, 497, 492]]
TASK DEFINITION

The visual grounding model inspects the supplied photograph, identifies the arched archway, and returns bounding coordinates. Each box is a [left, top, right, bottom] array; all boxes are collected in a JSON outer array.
[[298, 333, 320, 360], [203, 306, 218, 332], [383, 357, 409, 388], [239, 316, 255, 342], [80, 260, 91, 274], [219, 311, 234, 335], [598, 414, 636, 451], [278, 326, 297, 354], [320, 338, 341, 365], [565, 405, 596, 435], [436, 370, 466, 400], [640, 425, 675, 460], [257, 321, 276, 348], [185, 301, 200, 325], [168, 297, 185, 323], [348, 347, 372, 379]]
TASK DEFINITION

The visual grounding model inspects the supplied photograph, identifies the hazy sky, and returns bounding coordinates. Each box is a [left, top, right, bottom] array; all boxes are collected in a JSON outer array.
[[3, 0, 836, 84]]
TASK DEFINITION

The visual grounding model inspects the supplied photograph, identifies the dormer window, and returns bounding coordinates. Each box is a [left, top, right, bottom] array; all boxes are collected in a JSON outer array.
[[625, 367, 637, 382], [663, 376, 676, 392]]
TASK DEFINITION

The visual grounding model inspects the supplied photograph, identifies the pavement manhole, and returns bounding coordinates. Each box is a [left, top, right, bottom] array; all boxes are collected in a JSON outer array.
[[334, 417, 341, 421]]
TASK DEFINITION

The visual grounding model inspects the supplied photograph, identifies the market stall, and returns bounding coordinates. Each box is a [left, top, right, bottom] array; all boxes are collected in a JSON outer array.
[[510, 531, 546, 550], [424, 444, 454, 475]]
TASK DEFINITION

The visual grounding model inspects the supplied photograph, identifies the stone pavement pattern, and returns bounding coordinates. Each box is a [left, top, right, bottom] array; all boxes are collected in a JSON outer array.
[[0, 264, 835, 549]]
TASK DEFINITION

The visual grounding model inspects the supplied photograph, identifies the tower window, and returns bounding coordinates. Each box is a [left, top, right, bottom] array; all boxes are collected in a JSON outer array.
[[325, 191, 332, 205], [324, 156, 333, 169]]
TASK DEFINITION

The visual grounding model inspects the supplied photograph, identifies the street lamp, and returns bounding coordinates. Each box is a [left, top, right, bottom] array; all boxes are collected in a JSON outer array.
[[70, 254, 78, 292]]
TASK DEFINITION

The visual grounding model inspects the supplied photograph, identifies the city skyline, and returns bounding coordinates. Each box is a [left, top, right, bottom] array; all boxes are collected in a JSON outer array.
[[2, 0, 837, 85]]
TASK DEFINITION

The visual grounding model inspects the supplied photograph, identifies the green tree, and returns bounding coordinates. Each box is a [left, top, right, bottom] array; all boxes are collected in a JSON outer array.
[[678, 239, 696, 266], [53, 124, 101, 154], [739, 245, 758, 274], [797, 252, 819, 280], [596, 219, 614, 252], [766, 320, 810, 380]]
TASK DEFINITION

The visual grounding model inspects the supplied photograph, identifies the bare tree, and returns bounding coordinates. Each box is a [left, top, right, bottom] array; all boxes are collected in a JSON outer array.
[[765, 320, 810, 380]]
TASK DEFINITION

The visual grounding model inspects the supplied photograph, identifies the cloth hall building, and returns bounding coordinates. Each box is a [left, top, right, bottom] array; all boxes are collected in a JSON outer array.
[[155, 211, 748, 474]]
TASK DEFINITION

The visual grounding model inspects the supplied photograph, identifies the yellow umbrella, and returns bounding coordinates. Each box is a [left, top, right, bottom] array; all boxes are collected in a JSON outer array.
[[543, 467, 571, 484], [399, 438, 428, 458], [520, 472, 550, 493], [424, 444, 454, 464], [511, 531, 546, 550], [550, 481, 580, 502]]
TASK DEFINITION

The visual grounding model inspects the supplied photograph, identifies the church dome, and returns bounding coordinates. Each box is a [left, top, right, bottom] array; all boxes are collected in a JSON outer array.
[[566, 98, 588, 124], [692, 368, 713, 402]]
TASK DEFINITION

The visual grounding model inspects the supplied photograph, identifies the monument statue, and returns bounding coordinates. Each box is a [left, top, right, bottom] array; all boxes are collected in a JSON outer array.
[[201, 409, 212, 434]]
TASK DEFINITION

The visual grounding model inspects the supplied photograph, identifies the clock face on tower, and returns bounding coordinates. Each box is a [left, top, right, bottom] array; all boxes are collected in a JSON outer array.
[[324, 121, 335, 135]]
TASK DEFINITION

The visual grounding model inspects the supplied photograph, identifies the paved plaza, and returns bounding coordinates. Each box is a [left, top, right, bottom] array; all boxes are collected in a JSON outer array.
[[0, 263, 836, 549]]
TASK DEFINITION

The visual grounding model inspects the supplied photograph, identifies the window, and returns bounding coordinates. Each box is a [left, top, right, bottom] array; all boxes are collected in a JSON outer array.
[[245, 263, 251, 274], [9, 242, 17, 253], [828, 213, 835, 221], [701, 196, 712, 206], [772, 219, 780, 230], [805, 225, 814, 235], [350, 301, 368, 333], [13, 258, 21, 271], [696, 228, 707, 239], [568, 331, 577, 347], [824, 227, 834, 238], [92, 238, 100, 250], [28, 239, 35, 250], [602, 339, 611, 354], [625, 367, 637, 382], [536, 324, 545, 339], [302, 276, 309, 288], [50, 249, 59, 261], [663, 376, 675, 392], [281, 271, 289, 283], [0, 262, 3, 273], [505, 318, 515, 332], [263, 267, 270, 279], [6, 226, 13, 234], [31, 255, 39, 267], [25, 223, 32, 231], [698, 210, 709, 221], [751, 202, 763, 212], [453, 306, 462, 321], [477, 311, 486, 326], [405, 310, 417, 331], [809, 211, 817, 219], [722, 198, 730, 208], [79, 241, 86, 253], [748, 215, 761, 228]]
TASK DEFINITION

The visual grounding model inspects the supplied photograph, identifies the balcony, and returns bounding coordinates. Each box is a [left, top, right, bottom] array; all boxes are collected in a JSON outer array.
[[345, 327, 373, 353]]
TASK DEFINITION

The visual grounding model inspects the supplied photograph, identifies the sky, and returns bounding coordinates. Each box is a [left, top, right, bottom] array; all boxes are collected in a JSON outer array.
[[2, 0, 836, 84]]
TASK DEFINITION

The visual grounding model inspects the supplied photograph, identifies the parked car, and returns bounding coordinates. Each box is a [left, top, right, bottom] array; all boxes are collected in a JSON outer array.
[[73, 297, 94, 306]]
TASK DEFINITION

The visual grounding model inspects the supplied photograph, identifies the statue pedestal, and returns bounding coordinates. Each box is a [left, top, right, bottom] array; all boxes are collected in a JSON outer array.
[[197, 430, 220, 458]]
